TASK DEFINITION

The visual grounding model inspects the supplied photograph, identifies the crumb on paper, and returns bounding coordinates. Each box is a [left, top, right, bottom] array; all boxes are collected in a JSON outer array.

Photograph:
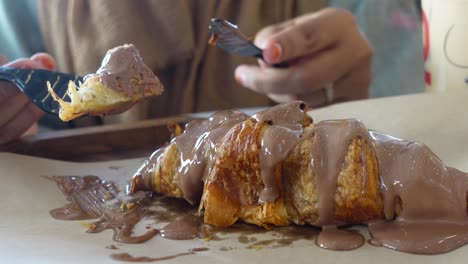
[[105, 244, 119, 250], [78, 221, 96, 229], [119, 202, 135, 212], [248, 245, 263, 251]]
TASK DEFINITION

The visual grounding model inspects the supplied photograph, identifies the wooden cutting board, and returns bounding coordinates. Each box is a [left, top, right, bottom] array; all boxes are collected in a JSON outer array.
[[0, 115, 192, 162]]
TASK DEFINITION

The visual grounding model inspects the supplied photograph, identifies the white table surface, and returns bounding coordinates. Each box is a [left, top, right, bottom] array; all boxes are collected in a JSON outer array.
[[1, 90, 467, 263]]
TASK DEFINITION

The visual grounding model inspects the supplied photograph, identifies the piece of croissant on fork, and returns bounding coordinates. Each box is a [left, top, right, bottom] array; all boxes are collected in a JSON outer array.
[[130, 101, 386, 228]]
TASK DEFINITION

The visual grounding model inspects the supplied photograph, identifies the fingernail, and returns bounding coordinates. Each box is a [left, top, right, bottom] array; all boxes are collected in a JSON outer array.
[[235, 72, 245, 86], [37, 57, 52, 69], [235, 67, 250, 87], [31, 53, 56, 70], [42, 59, 56, 70], [235, 71, 247, 87], [264, 42, 282, 63]]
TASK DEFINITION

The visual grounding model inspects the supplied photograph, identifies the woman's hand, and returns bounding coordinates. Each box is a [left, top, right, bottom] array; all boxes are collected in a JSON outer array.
[[235, 8, 373, 107], [0, 53, 56, 144]]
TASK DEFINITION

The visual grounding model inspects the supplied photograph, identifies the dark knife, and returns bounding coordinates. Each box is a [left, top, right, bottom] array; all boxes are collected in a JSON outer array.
[[208, 18, 288, 68]]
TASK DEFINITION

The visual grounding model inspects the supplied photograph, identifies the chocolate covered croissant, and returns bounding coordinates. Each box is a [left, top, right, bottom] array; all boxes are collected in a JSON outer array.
[[49, 44, 164, 121], [130, 101, 468, 254]]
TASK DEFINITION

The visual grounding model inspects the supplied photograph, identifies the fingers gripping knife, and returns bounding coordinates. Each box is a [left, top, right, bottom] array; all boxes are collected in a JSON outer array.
[[208, 18, 334, 103], [208, 18, 288, 68]]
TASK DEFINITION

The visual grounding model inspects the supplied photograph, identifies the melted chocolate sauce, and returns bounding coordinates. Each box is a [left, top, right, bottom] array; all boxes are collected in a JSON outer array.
[[316, 227, 365, 251], [46, 175, 325, 263], [87, 207, 159, 244], [253, 101, 309, 203], [368, 219, 468, 254], [90, 44, 163, 97], [174, 110, 249, 204], [46, 176, 157, 244], [160, 213, 202, 240], [110, 248, 209, 263], [46, 175, 119, 220], [310, 119, 373, 226], [368, 132, 468, 254], [131, 110, 249, 205]]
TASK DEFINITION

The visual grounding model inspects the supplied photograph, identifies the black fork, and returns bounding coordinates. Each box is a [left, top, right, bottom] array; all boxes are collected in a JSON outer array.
[[0, 67, 84, 115]]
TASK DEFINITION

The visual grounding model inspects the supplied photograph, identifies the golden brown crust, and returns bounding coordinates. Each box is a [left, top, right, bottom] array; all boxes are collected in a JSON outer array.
[[140, 114, 384, 228], [282, 131, 318, 225], [153, 144, 184, 199], [334, 137, 384, 223], [205, 120, 289, 227], [201, 119, 384, 227]]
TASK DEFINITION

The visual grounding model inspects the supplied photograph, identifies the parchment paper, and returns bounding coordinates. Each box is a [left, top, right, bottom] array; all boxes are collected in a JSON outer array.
[[1, 90, 467, 264]]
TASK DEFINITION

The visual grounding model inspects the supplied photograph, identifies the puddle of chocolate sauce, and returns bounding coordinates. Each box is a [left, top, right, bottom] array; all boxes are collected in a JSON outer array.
[[368, 219, 468, 254], [46, 174, 468, 256], [111, 248, 209, 263], [160, 213, 202, 240], [46, 175, 324, 251], [87, 207, 159, 244], [46, 175, 158, 243], [316, 227, 365, 251], [46, 175, 119, 220], [46, 174, 214, 262]]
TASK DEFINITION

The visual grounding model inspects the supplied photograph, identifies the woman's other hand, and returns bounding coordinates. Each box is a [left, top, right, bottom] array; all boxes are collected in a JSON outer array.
[[0, 53, 56, 144], [235, 8, 373, 107]]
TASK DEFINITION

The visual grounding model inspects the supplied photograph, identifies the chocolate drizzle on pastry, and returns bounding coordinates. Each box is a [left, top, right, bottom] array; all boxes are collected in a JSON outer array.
[[174, 110, 250, 204], [253, 101, 311, 203], [131, 110, 249, 205], [310, 119, 375, 227], [47, 101, 467, 255], [367, 131, 468, 254], [131, 100, 467, 254]]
